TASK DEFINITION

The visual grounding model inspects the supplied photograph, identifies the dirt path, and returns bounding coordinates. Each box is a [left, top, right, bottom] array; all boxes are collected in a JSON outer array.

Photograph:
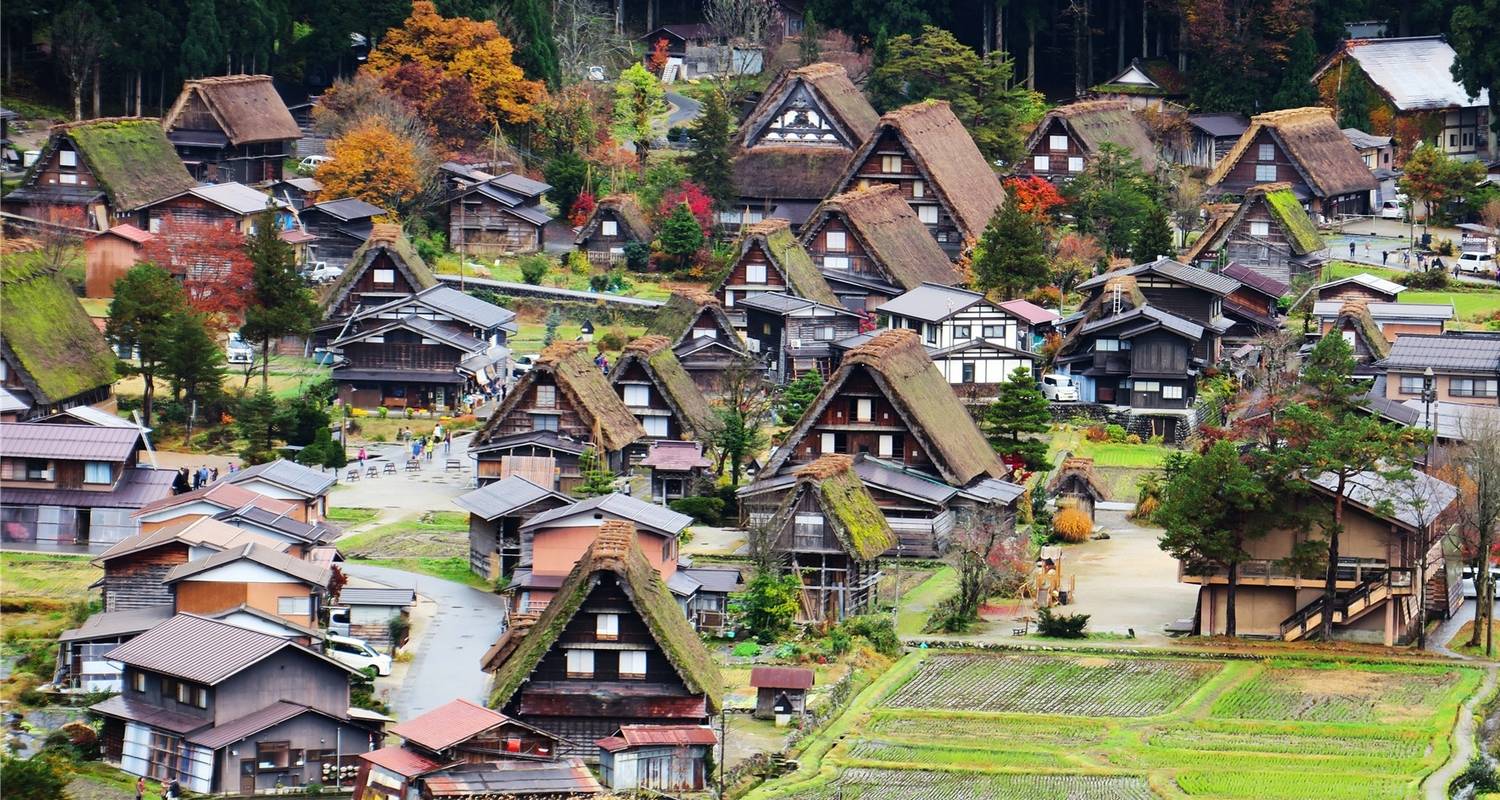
[[1423, 665, 1498, 800]]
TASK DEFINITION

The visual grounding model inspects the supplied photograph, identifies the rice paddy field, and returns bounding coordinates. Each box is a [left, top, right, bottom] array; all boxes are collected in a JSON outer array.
[[747, 650, 1483, 800]]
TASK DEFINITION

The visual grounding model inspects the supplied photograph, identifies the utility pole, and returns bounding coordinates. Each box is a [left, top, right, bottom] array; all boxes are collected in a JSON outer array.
[[718, 703, 727, 797]]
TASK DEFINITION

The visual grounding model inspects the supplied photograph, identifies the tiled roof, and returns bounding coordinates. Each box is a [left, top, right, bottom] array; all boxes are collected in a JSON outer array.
[[454, 475, 569, 521], [391, 698, 513, 752], [226, 459, 336, 498], [0, 422, 142, 461], [1381, 334, 1500, 373], [750, 666, 815, 690]]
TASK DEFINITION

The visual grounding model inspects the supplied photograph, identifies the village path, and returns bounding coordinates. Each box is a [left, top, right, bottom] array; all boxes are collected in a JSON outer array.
[[666, 91, 703, 127], [1422, 665, 1498, 800]]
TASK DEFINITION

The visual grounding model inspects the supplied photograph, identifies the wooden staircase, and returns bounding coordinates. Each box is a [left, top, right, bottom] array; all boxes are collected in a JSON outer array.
[[1280, 573, 1393, 641]]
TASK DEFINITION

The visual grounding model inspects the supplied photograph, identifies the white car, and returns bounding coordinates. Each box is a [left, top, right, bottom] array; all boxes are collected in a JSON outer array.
[[1041, 373, 1079, 402], [1378, 200, 1405, 220], [1456, 251, 1496, 276], [305, 262, 343, 283], [298, 155, 332, 173], [326, 635, 392, 677], [226, 332, 254, 365], [511, 353, 540, 378]]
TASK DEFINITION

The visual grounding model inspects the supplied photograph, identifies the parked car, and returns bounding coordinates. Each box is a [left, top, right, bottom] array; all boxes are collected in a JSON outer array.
[[1040, 373, 1079, 402], [511, 353, 540, 378], [1461, 566, 1500, 598], [305, 262, 342, 283], [325, 635, 392, 676], [1378, 200, 1405, 220], [1456, 251, 1496, 276], [298, 155, 332, 173], [226, 332, 254, 365]]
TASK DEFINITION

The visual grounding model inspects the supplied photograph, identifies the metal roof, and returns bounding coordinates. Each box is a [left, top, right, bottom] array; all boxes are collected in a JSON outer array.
[[679, 566, 741, 593], [360, 746, 443, 778], [995, 298, 1061, 326], [337, 586, 416, 607], [1220, 263, 1291, 299], [958, 477, 1027, 504], [1312, 301, 1453, 321], [454, 475, 569, 521], [1334, 36, 1489, 111], [90, 694, 207, 734], [736, 292, 815, 313], [851, 456, 959, 505], [1076, 258, 1241, 296], [1308, 469, 1457, 530], [104, 613, 353, 685], [217, 504, 340, 545], [1189, 112, 1249, 138], [187, 182, 286, 215], [1316, 272, 1406, 297], [422, 760, 602, 797], [597, 725, 717, 752], [94, 516, 288, 564], [209, 604, 325, 640], [188, 701, 319, 748], [34, 405, 146, 429], [666, 570, 702, 597], [750, 666, 815, 689], [1342, 127, 1394, 150], [308, 197, 385, 221], [1079, 306, 1206, 341], [1400, 400, 1500, 441], [390, 697, 514, 752], [0, 422, 143, 461], [0, 387, 30, 414], [875, 283, 985, 323], [138, 479, 298, 517], [226, 459, 336, 498], [164, 542, 331, 586], [0, 466, 176, 510], [1381, 334, 1500, 373], [640, 440, 711, 470], [522, 492, 693, 536], [412, 285, 518, 331], [466, 430, 589, 456], [59, 605, 174, 642], [489, 172, 551, 198]]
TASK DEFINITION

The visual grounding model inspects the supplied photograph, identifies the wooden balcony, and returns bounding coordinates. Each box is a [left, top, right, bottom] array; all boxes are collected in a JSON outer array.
[[1179, 557, 1397, 590]]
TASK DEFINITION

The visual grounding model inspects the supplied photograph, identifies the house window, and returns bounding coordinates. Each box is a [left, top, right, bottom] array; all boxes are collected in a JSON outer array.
[[531, 413, 559, 432], [1255, 164, 1277, 182], [1399, 376, 1424, 395], [878, 435, 894, 457], [148, 218, 162, 233], [1249, 221, 1270, 237], [257, 742, 291, 770], [372, 269, 395, 285], [595, 613, 619, 641], [534, 385, 556, 408], [176, 682, 192, 704], [924, 324, 938, 344], [1049, 135, 1068, 152], [623, 385, 649, 406], [824, 256, 850, 270], [365, 335, 385, 344], [746, 263, 767, 284], [601, 220, 618, 236], [1068, 157, 1084, 173], [917, 205, 939, 225], [133, 672, 146, 692], [277, 596, 311, 616], [618, 650, 647, 679], [1096, 339, 1121, 352], [962, 362, 976, 383], [1032, 155, 1050, 172], [825, 231, 846, 252], [1162, 385, 1184, 400], [1135, 381, 1161, 392], [565, 649, 594, 678], [821, 433, 836, 453], [195, 687, 208, 708], [59, 150, 77, 167], [643, 416, 668, 436], [83, 461, 111, 484], [59, 173, 78, 184], [1452, 378, 1499, 398], [881, 155, 903, 173], [856, 399, 872, 422], [912, 180, 925, 198], [1257, 144, 1275, 161], [953, 325, 971, 340], [24, 459, 49, 481], [816, 326, 835, 341]]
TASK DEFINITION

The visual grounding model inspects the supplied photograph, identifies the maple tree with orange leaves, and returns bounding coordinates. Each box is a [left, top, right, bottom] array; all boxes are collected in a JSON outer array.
[[317, 119, 422, 213], [1003, 176, 1066, 221]]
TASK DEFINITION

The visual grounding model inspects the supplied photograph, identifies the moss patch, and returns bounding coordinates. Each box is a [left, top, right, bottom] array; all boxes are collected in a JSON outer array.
[[0, 252, 118, 403]]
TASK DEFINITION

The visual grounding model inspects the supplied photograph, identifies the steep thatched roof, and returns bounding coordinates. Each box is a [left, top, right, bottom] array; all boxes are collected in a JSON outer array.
[[1045, 457, 1110, 501], [485, 520, 722, 711], [1331, 300, 1391, 360], [1182, 203, 1241, 263], [0, 255, 118, 405], [778, 456, 894, 561], [1025, 100, 1159, 171], [1056, 274, 1150, 359], [731, 147, 853, 202], [1184, 184, 1325, 262], [1207, 107, 1377, 199], [647, 290, 738, 349], [575, 194, 652, 244], [723, 220, 839, 306], [612, 336, 722, 441], [39, 118, 197, 212], [834, 101, 1005, 242], [164, 75, 301, 145], [736, 63, 879, 149], [802, 185, 959, 289], [475, 341, 645, 452], [765, 329, 1006, 485], [324, 224, 437, 319]]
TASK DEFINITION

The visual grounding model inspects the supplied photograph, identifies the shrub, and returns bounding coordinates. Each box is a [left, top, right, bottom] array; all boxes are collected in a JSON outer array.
[[1084, 425, 1109, 442], [565, 250, 590, 275], [1, 754, 71, 800], [1404, 267, 1449, 289], [387, 615, 411, 647], [669, 496, 724, 525], [1434, 237, 1457, 256], [1053, 508, 1093, 543], [733, 571, 801, 644], [1025, 285, 1062, 308], [1105, 423, 1127, 443], [1125, 433, 1142, 444], [825, 627, 852, 656], [518, 255, 549, 284], [1035, 607, 1090, 638], [596, 327, 627, 352], [623, 241, 651, 271], [842, 615, 902, 658], [1147, 435, 1164, 446], [731, 642, 760, 657]]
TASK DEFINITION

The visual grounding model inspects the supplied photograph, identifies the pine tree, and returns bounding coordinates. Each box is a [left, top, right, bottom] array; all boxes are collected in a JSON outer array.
[[1271, 30, 1320, 110], [509, 0, 559, 85], [234, 390, 281, 465], [687, 91, 735, 211], [777, 369, 823, 424], [1130, 204, 1176, 264], [864, 25, 898, 112], [543, 306, 563, 346], [799, 10, 821, 65], [163, 311, 226, 419], [107, 264, 188, 428], [179, 0, 226, 78], [982, 366, 1052, 471], [658, 204, 705, 269], [241, 210, 319, 391], [971, 190, 1050, 300]]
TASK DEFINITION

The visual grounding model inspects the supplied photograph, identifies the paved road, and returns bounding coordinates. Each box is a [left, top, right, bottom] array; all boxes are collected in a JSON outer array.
[[666, 91, 702, 127], [343, 562, 507, 720], [1422, 665, 1498, 800]]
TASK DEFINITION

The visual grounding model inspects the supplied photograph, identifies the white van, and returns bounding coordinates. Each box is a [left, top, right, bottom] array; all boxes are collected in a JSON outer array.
[[226, 332, 254, 365], [1456, 251, 1496, 276], [1041, 374, 1079, 402], [326, 635, 392, 676]]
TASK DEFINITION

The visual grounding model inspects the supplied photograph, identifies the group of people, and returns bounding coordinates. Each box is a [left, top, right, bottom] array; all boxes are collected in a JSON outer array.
[[170, 463, 234, 495], [393, 423, 453, 463], [1350, 240, 1453, 275]]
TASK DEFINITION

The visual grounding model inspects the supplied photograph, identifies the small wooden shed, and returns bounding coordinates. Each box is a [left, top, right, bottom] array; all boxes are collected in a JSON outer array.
[[596, 725, 717, 793], [84, 224, 154, 298], [1046, 457, 1111, 520], [750, 666, 814, 722]]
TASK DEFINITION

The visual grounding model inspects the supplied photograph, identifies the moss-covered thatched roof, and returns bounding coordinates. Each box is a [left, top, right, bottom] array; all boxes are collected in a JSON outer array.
[[485, 520, 722, 711], [1334, 300, 1391, 360], [1260, 185, 1326, 255], [782, 456, 894, 561], [727, 220, 840, 306], [49, 118, 196, 211], [803, 185, 958, 290], [1045, 457, 1111, 501], [647, 290, 739, 348], [765, 329, 1005, 485], [476, 341, 645, 452], [324, 224, 437, 319], [0, 254, 118, 404], [613, 336, 722, 441]]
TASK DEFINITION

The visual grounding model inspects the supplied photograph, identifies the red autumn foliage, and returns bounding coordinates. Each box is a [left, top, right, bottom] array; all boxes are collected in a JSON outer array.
[[380, 61, 485, 147], [140, 214, 253, 325], [1004, 176, 1066, 221], [569, 191, 597, 228], [658, 182, 714, 235], [648, 38, 670, 75]]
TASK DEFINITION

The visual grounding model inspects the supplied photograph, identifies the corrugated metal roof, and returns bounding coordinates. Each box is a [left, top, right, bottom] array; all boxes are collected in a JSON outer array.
[[59, 605, 174, 642], [1077, 258, 1241, 296], [600, 724, 718, 750], [454, 475, 568, 520], [750, 666, 815, 689], [337, 587, 415, 607], [522, 493, 693, 536], [0, 422, 143, 461], [490, 173, 551, 198], [391, 697, 512, 752], [1342, 127, 1394, 150], [1381, 334, 1500, 373], [104, 613, 351, 685], [35, 405, 145, 428], [421, 759, 601, 797], [413, 286, 517, 331], [163, 542, 331, 586], [90, 694, 207, 734], [1317, 272, 1406, 297], [309, 197, 385, 221], [94, 516, 288, 564], [1400, 400, 1500, 441], [851, 456, 958, 505], [1312, 301, 1453, 321], [1307, 470, 1457, 530], [188, 700, 313, 748], [137, 480, 298, 517], [1221, 263, 1291, 299], [996, 298, 1061, 326], [1337, 36, 1490, 111], [226, 459, 336, 498], [1, 466, 175, 510], [679, 566, 740, 594], [875, 283, 985, 323], [958, 477, 1027, 504], [359, 746, 443, 777]]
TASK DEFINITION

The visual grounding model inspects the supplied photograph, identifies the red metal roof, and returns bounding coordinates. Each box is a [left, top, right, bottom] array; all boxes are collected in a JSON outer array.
[[597, 725, 717, 752], [136, 480, 297, 517], [0, 422, 144, 461], [996, 298, 1062, 326], [640, 440, 711, 471], [389, 698, 512, 753], [279, 228, 317, 244], [100, 223, 154, 244], [750, 666, 815, 690], [359, 746, 444, 778]]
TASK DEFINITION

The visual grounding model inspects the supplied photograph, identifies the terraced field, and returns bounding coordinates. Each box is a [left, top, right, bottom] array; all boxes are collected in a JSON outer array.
[[748, 650, 1482, 800]]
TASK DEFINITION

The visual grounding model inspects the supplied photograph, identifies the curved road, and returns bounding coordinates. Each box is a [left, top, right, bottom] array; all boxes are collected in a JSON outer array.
[[343, 562, 507, 720], [666, 91, 703, 127]]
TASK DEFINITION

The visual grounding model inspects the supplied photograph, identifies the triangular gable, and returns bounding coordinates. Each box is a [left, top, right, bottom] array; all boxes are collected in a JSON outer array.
[[737, 63, 878, 151], [330, 316, 485, 353], [163, 75, 301, 146], [1206, 108, 1377, 199], [1022, 100, 1159, 172], [1109, 64, 1159, 87], [725, 220, 840, 306], [575, 195, 652, 244], [22, 119, 197, 212], [485, 521, 722, 710], [610, 337, 722, 441], [648, 290, 742, 350], [473, 342, 644, 453], [324, 224, 438, 319], [765, 329, 1005, 485], [800, 185, 959, 290], [771, 456, 894, 561]]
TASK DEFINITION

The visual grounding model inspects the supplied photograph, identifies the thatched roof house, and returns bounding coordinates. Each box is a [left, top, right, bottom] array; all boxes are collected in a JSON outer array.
[[799, 185, 959, 290], [1184, 183, 1327, 285], [3, 118, 196, 225], [1206, 108, 1377, 215], [0, 256, 118, 418], [715, 219, 840, 307], [1020, 99, 1160, 177], [1046, 457, 1110, 519], [475, 341, 645, 455], [323, 224, 438, 321], [647, 290, 740, 348], [775, 456, 895, 561], [163, 75, 301, 147], [609, 336, 723, 442], [575, 194, 652, 244]]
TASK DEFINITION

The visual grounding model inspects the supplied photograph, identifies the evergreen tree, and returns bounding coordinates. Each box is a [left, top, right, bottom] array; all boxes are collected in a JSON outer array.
[[1131, 204, 1176, 264], [982, 367, 1052, 471], [242, 210, 319, 391], [686, 91, 735, 211], [658, 204, 705, 269], [107, 264, 188, 428], [777, 369, 823, 424], [1336, 67, 1373, 131], [612, 63, 668, 173], [162, 311, 226, 419], [713, 406, 767, 487], [799, 9, 821, 65], [864, 25, 898, 112], [1450, 0, 1500, 139], [971, 190, 1050, 300], [573, 446, 617, 496], [235, 390, 281, 465], [543, 306, 563, 346], [179, 0, 226, 78], [509, 0, 559, 85], [1271, 30, 1321, 109], [543, 151, 588, 220]]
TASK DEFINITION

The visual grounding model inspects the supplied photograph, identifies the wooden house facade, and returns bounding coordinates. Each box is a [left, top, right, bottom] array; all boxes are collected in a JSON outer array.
[[1218, 263, 1290, 348], [456, 475, 574, 581], [576, 195, 652, 265], [321, 225, 439, 327], [84, 224, 154, 298], [750, 667, 812, 721], [596, 725, 717, 793], [1173, 114, 1250, 170], [608, 336, 722, 454], [93, 517, 290, 612], [1016, 100, 1160, 182], [1046, 457, 1110, 520], [299, 198, 385, 271], [444, 170, 553, 257], [482, 521, 722, 761], [799, 185, 960, 313], [831, 101, 1006, 258], [1206, 107, 1378, 219], [714, 219, 841, 321], [740, 293, 863, 383], [1184, 183, 1329, 285], [162, 75, 300, 185], [643, 290, 746, 398], [877, 283, 1042, 393]]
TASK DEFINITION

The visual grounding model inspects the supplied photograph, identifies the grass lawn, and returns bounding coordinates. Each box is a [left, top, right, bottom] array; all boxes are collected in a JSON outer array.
[[116, 354, 331, 400], [896, 566, 957, 637], [349, 556, 491, 589], [1322, 261, 1500, 327], [326, 506, 380, 526], [338, 511, 469, 558], [1047, 426, 1175, 469], [478, 259, 690, 303], [507, 321, 648, 358], [1444, 620, 1497, 659], [749, 649, 1483, 800], [1, 553, 100, 600]]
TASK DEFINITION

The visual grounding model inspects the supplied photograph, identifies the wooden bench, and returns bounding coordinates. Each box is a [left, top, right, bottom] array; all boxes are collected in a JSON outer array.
[[346, 468, 360, 481], [445, 459, 462, 472], [365, 465, 379, 478], [383, 462, 397, 475], [405, 459, 421, 472]]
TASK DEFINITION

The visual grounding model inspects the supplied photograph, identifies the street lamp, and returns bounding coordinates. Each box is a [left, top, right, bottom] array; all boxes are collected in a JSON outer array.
[[1422, 366, 1437, 431]]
